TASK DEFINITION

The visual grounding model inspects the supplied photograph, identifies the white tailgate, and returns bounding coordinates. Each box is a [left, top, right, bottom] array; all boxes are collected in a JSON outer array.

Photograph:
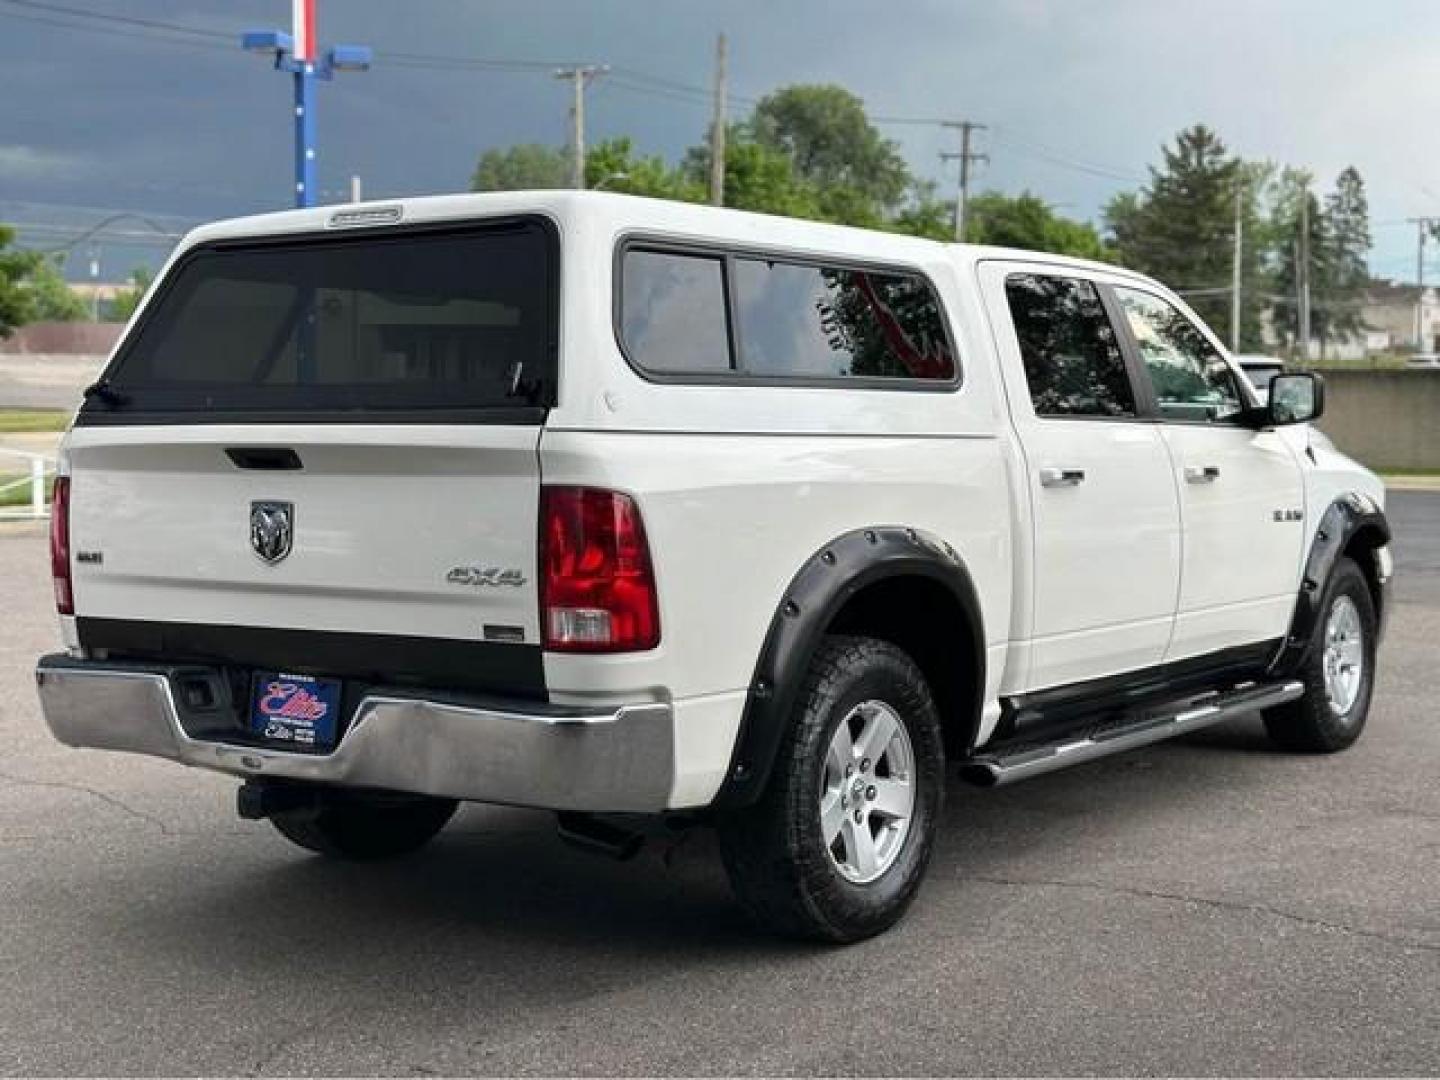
[[65, 423, 541, 643]]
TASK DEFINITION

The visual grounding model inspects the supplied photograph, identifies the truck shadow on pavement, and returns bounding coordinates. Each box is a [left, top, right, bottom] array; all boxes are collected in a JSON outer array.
[[102, 715, 1292, 975]]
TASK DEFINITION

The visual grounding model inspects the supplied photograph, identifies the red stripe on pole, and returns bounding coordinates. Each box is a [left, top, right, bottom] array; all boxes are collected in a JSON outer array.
[[293, 0, 315, 60]]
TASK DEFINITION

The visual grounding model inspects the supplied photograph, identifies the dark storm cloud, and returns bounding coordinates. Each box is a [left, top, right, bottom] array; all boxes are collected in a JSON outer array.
[[1, 0, 1435, 277]]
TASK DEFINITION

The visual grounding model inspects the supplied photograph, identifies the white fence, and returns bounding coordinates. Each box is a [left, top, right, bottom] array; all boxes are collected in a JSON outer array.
[[0, 447, 56, 520]]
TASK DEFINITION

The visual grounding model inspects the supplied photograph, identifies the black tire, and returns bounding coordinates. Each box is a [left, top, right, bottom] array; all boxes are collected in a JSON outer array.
[[270, 792, 458, 860], [1264, 556, 1377, 753], [716, 635, 945, 943]]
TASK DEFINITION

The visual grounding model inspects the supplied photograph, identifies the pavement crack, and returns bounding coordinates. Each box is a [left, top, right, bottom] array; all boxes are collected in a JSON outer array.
[[970, 873, 1439, 954], [0, 769, 175, 836]]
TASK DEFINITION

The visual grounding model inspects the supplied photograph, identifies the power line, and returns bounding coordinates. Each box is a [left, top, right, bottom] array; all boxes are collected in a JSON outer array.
[[988, 128, 1146, 184], [0, 3, 234, 53], [0, 0, 227, 40], [871, 114, 952, 127]]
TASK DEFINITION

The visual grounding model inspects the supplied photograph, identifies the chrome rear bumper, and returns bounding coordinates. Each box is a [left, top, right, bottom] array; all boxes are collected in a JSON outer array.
[[34, 654, 674, 813]]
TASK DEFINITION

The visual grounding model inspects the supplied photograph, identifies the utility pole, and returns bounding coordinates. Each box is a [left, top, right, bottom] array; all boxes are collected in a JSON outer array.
[[1407, 217, 1440, 349], [87, 247, 100, 322], [940, 121, 988, 242], [242, 1, 371, 209], [708, 33, 727, 206], [1231, 179, 1244, 352], [1297, 192, 1312, 360], [555, 65, 607, 189]]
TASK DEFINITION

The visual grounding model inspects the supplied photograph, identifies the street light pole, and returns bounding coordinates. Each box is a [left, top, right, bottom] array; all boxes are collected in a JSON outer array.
[[243, 0, 371, 209]]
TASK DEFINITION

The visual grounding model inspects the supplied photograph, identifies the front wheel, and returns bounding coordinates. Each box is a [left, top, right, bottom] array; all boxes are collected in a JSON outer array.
[[270, 792, 458, 860], [1264, 556, 1377, 753], [716, 635, 945, 943]]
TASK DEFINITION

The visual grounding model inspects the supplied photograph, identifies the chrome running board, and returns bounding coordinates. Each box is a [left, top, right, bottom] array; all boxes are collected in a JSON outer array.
[[963, 679, 1305, 787]]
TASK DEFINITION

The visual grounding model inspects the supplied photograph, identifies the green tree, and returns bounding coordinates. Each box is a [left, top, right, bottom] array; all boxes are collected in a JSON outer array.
[[110, 266, 154, 323], [0, 226, 35, 337], [585, 137, 702, 201], [682, 128, 820, 219], [1105, 125, 1262, 345], [749, 84, 910, 225], [887, 180, 953, 241], [23, 256, 86, 322], [1320, 166, 1372, 348], [1264, 166, 1374, 356], [966, 191, 1109, 261], [470, 143, 570, 191], [1263, 167, 1327, 353]]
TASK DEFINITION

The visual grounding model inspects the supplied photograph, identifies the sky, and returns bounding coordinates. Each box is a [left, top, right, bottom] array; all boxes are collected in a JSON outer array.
[[2, 0, 1436, 285]]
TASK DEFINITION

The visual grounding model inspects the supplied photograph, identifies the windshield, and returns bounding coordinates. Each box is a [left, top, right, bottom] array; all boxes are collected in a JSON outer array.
[[92, 217, 557, 420]]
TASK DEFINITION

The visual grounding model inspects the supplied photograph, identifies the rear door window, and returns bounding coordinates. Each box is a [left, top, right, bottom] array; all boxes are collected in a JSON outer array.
[[1004, 273, 1137, 418], [97, 218, 557, 419]]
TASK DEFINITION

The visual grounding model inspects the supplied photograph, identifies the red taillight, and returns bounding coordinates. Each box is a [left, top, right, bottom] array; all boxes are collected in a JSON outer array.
[[540, 486, 660, 652], [50, 475, 73, 616]]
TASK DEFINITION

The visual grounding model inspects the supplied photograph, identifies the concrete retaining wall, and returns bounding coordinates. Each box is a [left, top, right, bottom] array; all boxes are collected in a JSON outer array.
[[0, 322, 123, 356], [1318, 370, 1440, 471]]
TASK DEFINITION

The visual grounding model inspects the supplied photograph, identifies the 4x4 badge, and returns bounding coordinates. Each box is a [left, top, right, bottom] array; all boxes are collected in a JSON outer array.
[[447, 565, 527, 588], [250, 501, 294, 565]]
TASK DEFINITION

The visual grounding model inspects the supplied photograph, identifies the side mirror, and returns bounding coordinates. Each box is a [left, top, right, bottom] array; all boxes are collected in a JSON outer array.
[[1268, 372, 1325, 426]]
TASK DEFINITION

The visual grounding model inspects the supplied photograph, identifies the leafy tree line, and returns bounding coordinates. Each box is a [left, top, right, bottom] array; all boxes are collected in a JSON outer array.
[[471, 84, 1109, 259], [0, 228, 87, 336], [1105, 124, 1372, 352], [0, 229, 151, 335], [473, 88, 1373, 353]]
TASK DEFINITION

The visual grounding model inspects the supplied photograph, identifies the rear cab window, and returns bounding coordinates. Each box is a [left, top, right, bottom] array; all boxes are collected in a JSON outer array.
[[618, 245, 958, 387], [85, 217, 558, 423]]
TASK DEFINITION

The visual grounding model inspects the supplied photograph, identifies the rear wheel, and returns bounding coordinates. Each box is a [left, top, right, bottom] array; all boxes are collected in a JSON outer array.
[[270, 792, 457, 860], [1264, 556, 1377, 752], [717, 635, 945, 943]]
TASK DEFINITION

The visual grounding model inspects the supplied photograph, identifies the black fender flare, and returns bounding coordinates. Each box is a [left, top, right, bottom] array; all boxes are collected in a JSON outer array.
[[710, 526, 985, 810], [1270, 491, 1391, 677]]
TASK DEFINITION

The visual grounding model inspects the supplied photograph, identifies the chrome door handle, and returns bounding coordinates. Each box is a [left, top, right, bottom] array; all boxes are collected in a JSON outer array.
[[1039, 466, 1086, 488], [1185, 465, 1221, 484]]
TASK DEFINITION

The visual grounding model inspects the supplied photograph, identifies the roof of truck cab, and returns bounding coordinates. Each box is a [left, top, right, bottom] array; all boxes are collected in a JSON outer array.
[[178, 189, 1137, 282]]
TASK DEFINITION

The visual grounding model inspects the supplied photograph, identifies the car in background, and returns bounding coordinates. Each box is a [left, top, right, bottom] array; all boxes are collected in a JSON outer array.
[[1234, 355, 1285, 401], [1405, 353, 1440, 369]]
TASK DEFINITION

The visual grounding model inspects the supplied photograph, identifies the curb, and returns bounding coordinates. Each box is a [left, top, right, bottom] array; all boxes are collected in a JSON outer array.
[[1382, 476, 1440, 493]]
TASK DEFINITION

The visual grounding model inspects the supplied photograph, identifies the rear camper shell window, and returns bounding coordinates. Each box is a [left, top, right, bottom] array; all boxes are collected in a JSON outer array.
[[80, 216, 559, 425], [616, 239, 960, 391]]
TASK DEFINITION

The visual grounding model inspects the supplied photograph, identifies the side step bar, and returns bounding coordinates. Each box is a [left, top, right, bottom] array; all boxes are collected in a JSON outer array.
[[963, 679, 1305, 787]]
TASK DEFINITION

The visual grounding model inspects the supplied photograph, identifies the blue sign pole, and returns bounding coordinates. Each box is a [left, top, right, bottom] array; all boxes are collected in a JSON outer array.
[[241, 7, 370, 211], [294, 61, 317, 208]]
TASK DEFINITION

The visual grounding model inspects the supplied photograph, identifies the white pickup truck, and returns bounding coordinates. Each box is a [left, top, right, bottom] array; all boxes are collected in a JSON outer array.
[[36, 192, 1392, 942]]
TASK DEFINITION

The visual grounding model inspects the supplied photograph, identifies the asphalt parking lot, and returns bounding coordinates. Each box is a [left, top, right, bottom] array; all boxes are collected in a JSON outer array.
[[0, 494, 1436, 1076]]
